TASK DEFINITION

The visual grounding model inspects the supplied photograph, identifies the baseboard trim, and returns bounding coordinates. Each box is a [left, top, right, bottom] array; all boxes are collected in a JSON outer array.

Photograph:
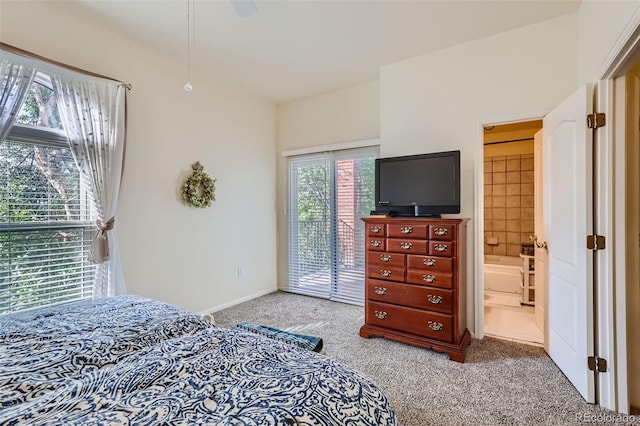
[[198, 288, 277, 315]]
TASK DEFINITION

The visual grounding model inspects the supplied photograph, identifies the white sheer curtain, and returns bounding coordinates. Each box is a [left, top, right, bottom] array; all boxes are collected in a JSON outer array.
[[52, 74, 127, 297], [0, 52, 36, 141]]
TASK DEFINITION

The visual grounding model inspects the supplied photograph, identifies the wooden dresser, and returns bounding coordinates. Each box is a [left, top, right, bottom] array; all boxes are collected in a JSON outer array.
[[359, 217, 470, 362]]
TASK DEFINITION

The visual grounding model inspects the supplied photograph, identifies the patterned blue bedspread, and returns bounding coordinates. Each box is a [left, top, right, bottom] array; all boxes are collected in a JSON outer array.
[[0, 295, 396, 425]]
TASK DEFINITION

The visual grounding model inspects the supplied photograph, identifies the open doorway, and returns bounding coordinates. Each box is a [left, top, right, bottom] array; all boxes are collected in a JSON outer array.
[[482, 120, 544, 345], [472, 16, 640, 412]]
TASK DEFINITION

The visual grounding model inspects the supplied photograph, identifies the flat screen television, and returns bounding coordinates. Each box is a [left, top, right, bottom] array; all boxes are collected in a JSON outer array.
[[374, 150, 460, 217]]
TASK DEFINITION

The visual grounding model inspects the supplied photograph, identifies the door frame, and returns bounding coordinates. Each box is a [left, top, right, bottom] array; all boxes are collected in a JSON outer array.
[[473, 110, 549, 340], [591, 8, 640, 413]]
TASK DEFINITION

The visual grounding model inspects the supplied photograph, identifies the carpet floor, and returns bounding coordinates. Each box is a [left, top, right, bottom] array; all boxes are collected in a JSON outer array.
[[213, 291, 637, 426]]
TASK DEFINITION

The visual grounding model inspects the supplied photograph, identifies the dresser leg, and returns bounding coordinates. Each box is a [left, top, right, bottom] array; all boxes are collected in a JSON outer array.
[[446, 329, 471, 363], [359, 325, 379, 339]]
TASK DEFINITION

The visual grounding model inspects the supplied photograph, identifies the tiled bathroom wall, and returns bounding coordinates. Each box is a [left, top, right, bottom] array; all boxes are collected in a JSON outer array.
[[484, 154, 534, 256]]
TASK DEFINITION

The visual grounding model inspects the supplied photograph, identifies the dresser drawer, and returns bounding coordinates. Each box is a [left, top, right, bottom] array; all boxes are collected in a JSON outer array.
[[407, 255, 453, 273], [367, 223, 387, 237], [406, 270, 453, 289], [367, 301, 454, 343], [367, 251, 405, 268], [367, 237, 386, 251], [366, 279, 453, 314], [429, 241, 455, 257], [367, 265, 405, 282], [388, 224, 427, 239], [387, 238, 428, 254], [429, 224, 455, 241]]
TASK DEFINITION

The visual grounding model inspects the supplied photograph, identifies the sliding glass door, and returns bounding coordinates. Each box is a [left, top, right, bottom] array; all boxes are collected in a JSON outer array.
[[287, 146, 377, 305]]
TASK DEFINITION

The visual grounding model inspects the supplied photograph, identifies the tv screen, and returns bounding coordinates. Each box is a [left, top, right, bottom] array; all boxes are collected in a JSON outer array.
[[375, 150, 460, 217]]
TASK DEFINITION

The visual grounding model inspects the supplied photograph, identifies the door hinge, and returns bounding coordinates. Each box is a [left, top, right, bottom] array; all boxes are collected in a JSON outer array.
[[586, 235, 606, 250], [588, 356, 608, 373], [587, 112, 606, 129]]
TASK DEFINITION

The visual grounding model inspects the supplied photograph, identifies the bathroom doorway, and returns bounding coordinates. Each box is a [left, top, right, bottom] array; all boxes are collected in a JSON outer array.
[[482, 120, 544, 345]]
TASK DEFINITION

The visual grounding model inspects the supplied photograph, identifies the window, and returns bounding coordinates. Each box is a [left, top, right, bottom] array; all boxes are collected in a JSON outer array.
[[286, 146, 378, 305], [0, 78, 96, 315]]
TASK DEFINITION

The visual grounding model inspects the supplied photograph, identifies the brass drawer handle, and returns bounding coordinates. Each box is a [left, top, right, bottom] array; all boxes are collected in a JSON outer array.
[[427, 295, 443, 304], [434, 244, 448, 252], [423, 258, 436, 267], [374, 286, 387, 295], [375, 310, 387, 320], [380, 269, 392, 278], [428, 321, 443, 331], [370, 240, 382, 247], [434, 227, 448, 236], [371, 226, 382, 233], [400, 226, 413, 234], [399, 242, 413, 250], [422, 274, 436, 283], [380, 254, 392, 262]]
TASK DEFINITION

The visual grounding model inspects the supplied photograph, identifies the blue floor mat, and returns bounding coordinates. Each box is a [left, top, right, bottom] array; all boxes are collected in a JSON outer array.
[[232, 322, 323, 353]]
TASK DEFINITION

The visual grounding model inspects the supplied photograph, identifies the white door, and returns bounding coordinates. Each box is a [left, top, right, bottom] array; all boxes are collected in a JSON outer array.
[[533, 130, 546, 339], [543, 84, 595, 402]]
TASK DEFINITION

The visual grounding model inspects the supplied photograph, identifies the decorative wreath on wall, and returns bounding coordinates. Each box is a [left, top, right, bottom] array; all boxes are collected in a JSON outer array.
[[181, 162, 216, 208]]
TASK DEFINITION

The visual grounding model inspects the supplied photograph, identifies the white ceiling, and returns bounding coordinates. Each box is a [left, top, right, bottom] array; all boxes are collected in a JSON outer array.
[[66, 0, 581, 103]]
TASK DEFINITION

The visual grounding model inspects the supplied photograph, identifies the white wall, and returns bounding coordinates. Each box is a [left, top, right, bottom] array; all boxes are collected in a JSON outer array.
[[578, 0, 640, 83], [0, 1, 277, 313], [275, 80, 380, 288], [277, 80, 380, 149], [380, 13, 579, 333]]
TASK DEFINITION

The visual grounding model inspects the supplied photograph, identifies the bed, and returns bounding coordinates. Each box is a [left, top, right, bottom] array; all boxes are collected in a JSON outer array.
[[0, 295, 397, 425]]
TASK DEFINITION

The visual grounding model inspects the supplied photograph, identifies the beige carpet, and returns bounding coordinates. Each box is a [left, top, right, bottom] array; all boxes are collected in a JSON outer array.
[[213, 291, 637, 426]]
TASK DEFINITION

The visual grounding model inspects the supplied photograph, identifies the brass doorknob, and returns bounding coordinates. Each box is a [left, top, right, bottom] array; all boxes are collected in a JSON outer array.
[[530, 235, 548, 250]]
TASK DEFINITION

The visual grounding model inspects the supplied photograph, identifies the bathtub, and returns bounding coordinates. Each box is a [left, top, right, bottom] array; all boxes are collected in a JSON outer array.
[[484, 255, 523, 306]]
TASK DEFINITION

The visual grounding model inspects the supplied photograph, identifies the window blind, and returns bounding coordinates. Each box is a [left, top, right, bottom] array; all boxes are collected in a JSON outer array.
[[286, 146, 378, 305], [288, 152, 332, 299], [0, 129, 96, 315]]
